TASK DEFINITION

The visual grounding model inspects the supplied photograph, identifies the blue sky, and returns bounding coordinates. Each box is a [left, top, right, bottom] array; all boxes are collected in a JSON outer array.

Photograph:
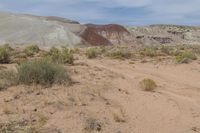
[[0, 0, 200, 26]]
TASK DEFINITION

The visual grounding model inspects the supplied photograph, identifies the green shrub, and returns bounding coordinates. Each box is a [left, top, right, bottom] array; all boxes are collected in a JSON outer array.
[[18, 59, 71, 86], [62, 48, 74, 64], [47, 47, 74, 64], [139, 78, 157, 91], [0, 46, 10, 63], [24, 45, 40, 56], [0, 70, 18, 90], [85, 48, 98, 59], [176, 51, 197, 63]]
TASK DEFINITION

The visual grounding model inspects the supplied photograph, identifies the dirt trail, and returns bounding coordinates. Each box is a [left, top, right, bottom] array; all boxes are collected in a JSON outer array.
[[85, 59, 200, 133]]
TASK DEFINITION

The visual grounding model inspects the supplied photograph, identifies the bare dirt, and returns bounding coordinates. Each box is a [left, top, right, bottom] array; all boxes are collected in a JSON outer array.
[[0, 56, 200, 133]]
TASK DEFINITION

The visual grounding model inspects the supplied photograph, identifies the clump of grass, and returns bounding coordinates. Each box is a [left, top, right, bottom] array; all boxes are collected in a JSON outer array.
[[18, 59, 72, 86], [85, 48, 98, 59], [3, 44, 14, 52], [24, 45, 40, 56], [160, 45, 179, 56], [139, 78, 157, 91], [0, 46, 10, 63], [139, 47, 158, 57], [112, 113, 125, 123], [47, 47, 74, 64], [61, 48, 74, 64], [176, 51, 197, 63], [84, 118, 102, 132], [0, 70, 18, 90], [108, 50, 131, 59]]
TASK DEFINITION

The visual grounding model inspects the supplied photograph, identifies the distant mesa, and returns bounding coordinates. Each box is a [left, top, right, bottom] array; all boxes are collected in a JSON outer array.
[[0, 11, 200, 49]]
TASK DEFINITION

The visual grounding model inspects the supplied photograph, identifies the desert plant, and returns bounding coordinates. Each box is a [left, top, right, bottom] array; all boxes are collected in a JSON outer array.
[[47, 47, 74, 64], [108, 50, 131, 59], [62, 48, 74, 64], [0, 46, 10, 63], [176, 51, 197, 63], [112, 113, 125, 123], [139, 78, 157, 91], [18, 59, 71, 86], [47, 47, 61, 63], [3, 44, 14, 52], [0, 70, 18, 90], [140, 47, 158, 57], [24, 45, 40, 56], [84, 118, 102, 132], [85, 48, 98, 59], [160, 45, 175, 55]]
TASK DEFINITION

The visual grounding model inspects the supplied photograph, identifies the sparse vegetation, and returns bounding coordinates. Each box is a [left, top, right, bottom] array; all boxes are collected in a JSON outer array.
[[110, 51, 131, 59], [113, 113, 125, 123], [139, 46, 159, 57], [84, 118, 102, 132], [0, 46, 10, 63], [61, 48, 74, 64], [18, 59, 71, 86], [47, 47, 74, 64], [107, 49, 132, 59], [176, 51, 197, 63], [139, 78, 157, 91], [85, 47, 98, 59], [3, 44, 14, 52], [0, 70, 18, 90], [160, 45, 179, 56], [0, 58, 72, 90], [24, 45, 40, 56]]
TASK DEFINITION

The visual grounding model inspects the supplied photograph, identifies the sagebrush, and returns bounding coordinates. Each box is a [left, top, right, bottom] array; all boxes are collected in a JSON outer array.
[[24, 45, 40, 56], [18, 59, 72, 86], [47, 47, 74, 64]]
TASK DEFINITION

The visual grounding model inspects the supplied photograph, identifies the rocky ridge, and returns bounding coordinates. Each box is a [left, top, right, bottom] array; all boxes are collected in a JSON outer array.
[[0, 12, 200, 48]]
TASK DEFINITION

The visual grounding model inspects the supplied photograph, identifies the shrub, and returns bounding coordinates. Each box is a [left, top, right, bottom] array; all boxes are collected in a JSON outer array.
[[85, 48, 98, 59], [160, 45, 178, 56], [62, 48, 74, 64], [176, 51, 197, 63], [3, 44, 13, 52], [47, 47, 74, 64], [0, 46, 10, 63], [108, 50, 131, 59], [24, 45, 40, 56], [140, 47, 158, 57], [0, 70, 18, 90], [139, 78, 157, 91], [85, 118, 102, 132], [18, 59, 71, 86]]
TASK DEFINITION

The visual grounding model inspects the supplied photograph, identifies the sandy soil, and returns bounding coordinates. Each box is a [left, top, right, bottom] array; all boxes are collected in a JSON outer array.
[[0, 56, 200, 133]]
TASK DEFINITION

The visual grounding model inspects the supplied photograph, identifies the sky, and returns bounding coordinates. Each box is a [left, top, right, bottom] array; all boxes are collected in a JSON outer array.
[[0, 0, 200, 26]]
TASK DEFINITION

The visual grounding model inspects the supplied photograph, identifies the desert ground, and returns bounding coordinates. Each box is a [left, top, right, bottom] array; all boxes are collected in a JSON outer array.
[[0, 45, 200, 133]]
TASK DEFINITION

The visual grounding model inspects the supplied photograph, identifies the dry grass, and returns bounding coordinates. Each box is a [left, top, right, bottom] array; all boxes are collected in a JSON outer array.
[[85, 47, 98, 59], [139, 78, 157, 91], [0, 70, 18, 90], [176, 51, 197, 63], [112, 113, 125, 123]]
